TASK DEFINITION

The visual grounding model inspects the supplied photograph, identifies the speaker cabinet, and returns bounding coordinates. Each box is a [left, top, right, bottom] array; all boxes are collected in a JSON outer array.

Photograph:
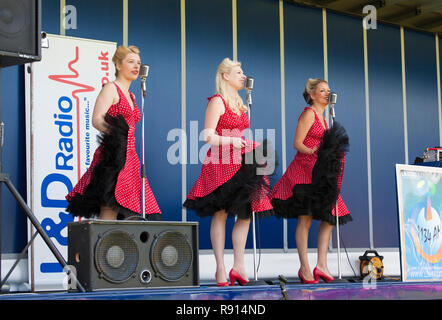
[[0, 0, 41, 67], [68, 220, 199, 292]]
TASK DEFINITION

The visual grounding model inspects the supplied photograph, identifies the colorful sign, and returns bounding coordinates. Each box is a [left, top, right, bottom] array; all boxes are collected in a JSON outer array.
[[25, 34, 116, 290], [396, 164, 442, 282]]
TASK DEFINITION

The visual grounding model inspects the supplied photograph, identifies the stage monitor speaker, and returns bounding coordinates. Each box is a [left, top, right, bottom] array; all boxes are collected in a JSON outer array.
[[68, 220, 199, 292], [0, 0, 41, 67]]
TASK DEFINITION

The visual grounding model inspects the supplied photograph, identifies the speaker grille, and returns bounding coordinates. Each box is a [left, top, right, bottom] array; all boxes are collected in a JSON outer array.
[[0, 0, 37, 55], [94, 229, 139, 283], [150, 231, 193, 282]]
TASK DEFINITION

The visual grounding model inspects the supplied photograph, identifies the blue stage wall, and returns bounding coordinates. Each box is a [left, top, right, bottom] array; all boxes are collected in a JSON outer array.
[[66, 0, 123, 43], [185, 0, 234, 249], [326, 11, 370, 249], [0, 65, 27, 254], [404, 30, 439, 164], [237, 0, 283, 249], [1, 0, 441, 253], [128, 0, 182, 224], [283, 3, 324, 249], [367, 23, 404, 248]]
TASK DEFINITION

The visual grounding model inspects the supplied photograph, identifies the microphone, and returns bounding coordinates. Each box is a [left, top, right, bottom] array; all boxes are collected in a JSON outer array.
[[329, 92, 337, 118], [139, 64, 149, 97], [245, 77, 254, 108]]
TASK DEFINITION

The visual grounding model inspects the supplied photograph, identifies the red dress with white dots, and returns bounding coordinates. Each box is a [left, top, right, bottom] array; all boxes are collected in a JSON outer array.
[[66, 82, 161, 220], [184, 94, 273, 219], [269, 107, 351, 225]]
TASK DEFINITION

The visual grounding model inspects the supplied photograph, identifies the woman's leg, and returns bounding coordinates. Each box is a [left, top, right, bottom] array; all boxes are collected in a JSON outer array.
[[316, 220, 334, 277], [232, 217, 251, 281], [99, 206, 118, 220], [211, 210, 228, 283], [296, 215, 314, 281]]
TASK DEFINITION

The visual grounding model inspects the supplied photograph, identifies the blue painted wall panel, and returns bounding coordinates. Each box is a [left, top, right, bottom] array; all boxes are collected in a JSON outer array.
[[1, 66, 27, 253], [42, 0, 60, 34], [367, 24, 404, 248], [327, 12, 370, 248], [237, 0, 283, 249], [283, 3, 324, 249], [65, 0, 123, 43], [404, 30, 439, 162], [185, 0, 233, 250], [129, 0, 182, 222]]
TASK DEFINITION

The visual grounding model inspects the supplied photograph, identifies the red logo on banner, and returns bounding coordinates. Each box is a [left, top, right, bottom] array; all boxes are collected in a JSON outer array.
[[48, 46, 94, 180]]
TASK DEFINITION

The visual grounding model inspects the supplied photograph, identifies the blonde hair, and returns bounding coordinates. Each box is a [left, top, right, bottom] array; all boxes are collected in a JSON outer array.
[[303, 78, 328, 105], [215, 58, 247, 112], [112, 45, 140, 77]]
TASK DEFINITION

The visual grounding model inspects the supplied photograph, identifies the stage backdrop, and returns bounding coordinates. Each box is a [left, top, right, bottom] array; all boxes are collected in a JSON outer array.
[[2, 0, 441, 284], [25, 34, 116, 291]]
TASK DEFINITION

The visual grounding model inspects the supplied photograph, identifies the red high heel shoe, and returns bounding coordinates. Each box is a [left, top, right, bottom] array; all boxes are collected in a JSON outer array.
[[313, 267, 334, 283], [217, 281, 229, 287], [215, 272, 229, 287], [229, 268, 249, 286], [298, 269, 319, 284]]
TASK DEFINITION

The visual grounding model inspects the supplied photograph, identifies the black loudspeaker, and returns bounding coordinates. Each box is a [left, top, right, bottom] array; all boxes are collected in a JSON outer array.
[[68, 220, 199, 291], [0, 0, 41, 67]]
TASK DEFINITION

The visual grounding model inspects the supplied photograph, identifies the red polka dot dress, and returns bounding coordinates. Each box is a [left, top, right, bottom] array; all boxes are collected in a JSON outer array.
[[66, 82, 161, 220], [269, 107, 352, 225], [183, 94, 273, 219]]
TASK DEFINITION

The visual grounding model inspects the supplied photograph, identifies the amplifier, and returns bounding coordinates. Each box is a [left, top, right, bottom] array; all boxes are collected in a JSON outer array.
[[68, 220, 199, 291], [423, 148, 442, 162]]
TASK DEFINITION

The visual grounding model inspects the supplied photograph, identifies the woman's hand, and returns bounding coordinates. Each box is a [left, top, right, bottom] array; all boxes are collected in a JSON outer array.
[[309, 145, 318, 154], [232, 137, 247, 149]]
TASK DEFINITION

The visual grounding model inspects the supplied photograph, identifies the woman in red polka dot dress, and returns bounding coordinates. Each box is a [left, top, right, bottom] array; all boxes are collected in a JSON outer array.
[[269, 78, 351, 284], [66, 45, 161, 221], [184, 58, 274, 287]]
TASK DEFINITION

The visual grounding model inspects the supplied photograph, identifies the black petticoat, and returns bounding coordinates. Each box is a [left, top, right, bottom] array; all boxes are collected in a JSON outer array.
[[183, 140, 277, 220], [272, 121, 352, 225], [66, 114, 162, 221]]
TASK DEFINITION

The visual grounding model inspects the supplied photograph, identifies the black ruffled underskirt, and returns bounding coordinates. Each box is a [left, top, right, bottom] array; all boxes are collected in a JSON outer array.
[[183, 141, 276, 220], [66, 114, 161, 221], [272, 121, 352, 225]]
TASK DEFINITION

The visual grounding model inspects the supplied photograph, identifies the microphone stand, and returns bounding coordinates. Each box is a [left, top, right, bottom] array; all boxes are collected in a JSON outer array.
[[329, 103, 342, 281], [246, 88, 267, 286], [140, 80, 146, 220]]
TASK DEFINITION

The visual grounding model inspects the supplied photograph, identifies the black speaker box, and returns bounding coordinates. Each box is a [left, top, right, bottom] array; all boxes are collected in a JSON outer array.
[[68, 220, 199, 292], [0, 0, 41, 67]]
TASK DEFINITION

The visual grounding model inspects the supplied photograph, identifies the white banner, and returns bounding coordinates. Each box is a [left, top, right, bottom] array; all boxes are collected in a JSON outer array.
[[25, 34, 116, 291]]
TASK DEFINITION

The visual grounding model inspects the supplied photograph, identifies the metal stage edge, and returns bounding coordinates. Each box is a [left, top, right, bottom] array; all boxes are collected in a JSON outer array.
[[0, 279, 441, 300]]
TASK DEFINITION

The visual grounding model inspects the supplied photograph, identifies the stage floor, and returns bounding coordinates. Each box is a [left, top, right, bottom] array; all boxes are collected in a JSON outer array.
[[1, 279, 441, 300]]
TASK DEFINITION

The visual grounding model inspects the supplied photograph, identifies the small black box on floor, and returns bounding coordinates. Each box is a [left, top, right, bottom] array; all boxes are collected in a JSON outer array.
[[68, 220, 199, 292]]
